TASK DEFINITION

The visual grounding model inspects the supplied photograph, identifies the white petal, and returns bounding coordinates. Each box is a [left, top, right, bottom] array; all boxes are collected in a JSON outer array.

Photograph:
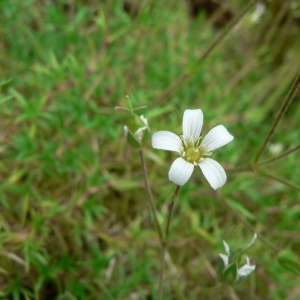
[[202, 125, 234, 152], [245, 256, 250, 265], [219, 254, 229, 266], [198, 158, 227, 189], [140, 115, 148, 126], [182, 109, 203, 141], [168, 157, 194, 186], [152, 131, 182, 154], [238, 264, 256, 277], [223, 240, 230, 256], [245, 233, 258, 249]]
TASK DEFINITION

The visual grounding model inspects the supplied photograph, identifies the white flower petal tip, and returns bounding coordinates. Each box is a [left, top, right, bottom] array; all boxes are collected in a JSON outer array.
[[238, 263, 256, 277], [219, 254, 229, 266], [182, 109, 203, 141], [199, 158, 227, 190], [223, 241, 230, 256], [152, 131, 182, 153], [168, 157, 194, 186], [246, 233, 258, 249], [140, 115, 148, 126], [238, 255, 256, 279], [202, 125, 234, 152]]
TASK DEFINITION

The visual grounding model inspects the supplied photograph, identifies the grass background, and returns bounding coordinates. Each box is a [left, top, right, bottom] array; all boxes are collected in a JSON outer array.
[[1, 0, 300, 299]]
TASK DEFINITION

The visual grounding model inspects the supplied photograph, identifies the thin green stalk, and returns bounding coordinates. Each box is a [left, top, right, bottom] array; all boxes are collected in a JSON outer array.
[[206, 284, 226, 300], [158, 185, 181, 300], [158, 241, 167, 300], [154, 0, 260, 106], [230, 141, 300, 172], [254, 71, 300, 164], [165, 185, 181, 238], [258, 169, 300, 192], [258, 144, 300, 166], [215, 283, 229, 300], [139, 149, 164, 243]]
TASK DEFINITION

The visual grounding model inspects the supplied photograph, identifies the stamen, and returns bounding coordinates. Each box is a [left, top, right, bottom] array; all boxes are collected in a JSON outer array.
[[180, 135, 188, 148], [195, 136, 202, 147]]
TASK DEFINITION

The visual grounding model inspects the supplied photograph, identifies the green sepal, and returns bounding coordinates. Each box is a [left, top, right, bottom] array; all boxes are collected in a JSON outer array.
[[127, 114, 145, 133], [221, 262, 238, 284], [217, 259, 226, 279], [141, 126, 151, 145], [126, 129, 142, 148], [229, 248, 244, 265], [124, 114, 150, 148]]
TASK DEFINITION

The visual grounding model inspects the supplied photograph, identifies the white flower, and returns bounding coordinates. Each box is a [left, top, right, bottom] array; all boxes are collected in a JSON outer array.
[[219, 235, 256, 281], [152, 109, 234, 189]]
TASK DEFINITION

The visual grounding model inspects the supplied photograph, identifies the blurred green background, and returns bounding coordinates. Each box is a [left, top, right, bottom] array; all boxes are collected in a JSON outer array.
[[1, 0, 300, 299]]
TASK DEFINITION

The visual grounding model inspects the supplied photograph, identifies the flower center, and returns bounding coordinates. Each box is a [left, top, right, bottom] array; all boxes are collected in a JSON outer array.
[[181, 136, 212, 165], [186, 147, 204, 163]]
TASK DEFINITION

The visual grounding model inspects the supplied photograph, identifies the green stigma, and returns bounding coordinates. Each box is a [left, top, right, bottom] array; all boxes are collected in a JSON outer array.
[[186, 146, 205, 163]]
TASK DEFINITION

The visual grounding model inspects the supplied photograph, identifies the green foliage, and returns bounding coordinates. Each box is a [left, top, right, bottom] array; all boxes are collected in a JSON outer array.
[[278, 250, 300, 277], [1, 0, 300, 299]]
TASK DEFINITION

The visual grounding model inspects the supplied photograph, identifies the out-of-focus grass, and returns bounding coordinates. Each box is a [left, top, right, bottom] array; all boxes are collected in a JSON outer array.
[[0, 0, 300, 299]]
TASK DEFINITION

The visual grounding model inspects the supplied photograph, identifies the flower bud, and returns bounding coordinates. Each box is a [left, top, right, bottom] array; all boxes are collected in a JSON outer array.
[[218, 234, 257, 285], [124, 114, 150, 148], [220, 262, 238, 285]]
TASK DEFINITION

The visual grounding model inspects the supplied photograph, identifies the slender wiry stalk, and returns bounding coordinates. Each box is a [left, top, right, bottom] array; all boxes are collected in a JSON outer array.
[[258, 144, 300, 166], [258, 169, 300, 192], [158, 185, 181, 300], [158, 241, 167, 300], [216, 283, 229, 300], [154, 0, 260, 106], [139, 150, 181, 299], [165, 185, 181, 238], [254, 71, 300, 164], [139, 149, 164, 243]]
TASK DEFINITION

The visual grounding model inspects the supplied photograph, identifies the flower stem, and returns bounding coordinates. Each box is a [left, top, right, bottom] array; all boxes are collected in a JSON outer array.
[[257, 168, 300, 192], [154, 0, 260, 106], [158, 242, 167, 300], [216, 283, 229, 300], [258, 144, 300, 166], [158, 185, 181, 300], [139, 151, 181, 299], [254, 71, 300, 164], [139, 149, 164, 243], [165, 185, 181, 238]]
